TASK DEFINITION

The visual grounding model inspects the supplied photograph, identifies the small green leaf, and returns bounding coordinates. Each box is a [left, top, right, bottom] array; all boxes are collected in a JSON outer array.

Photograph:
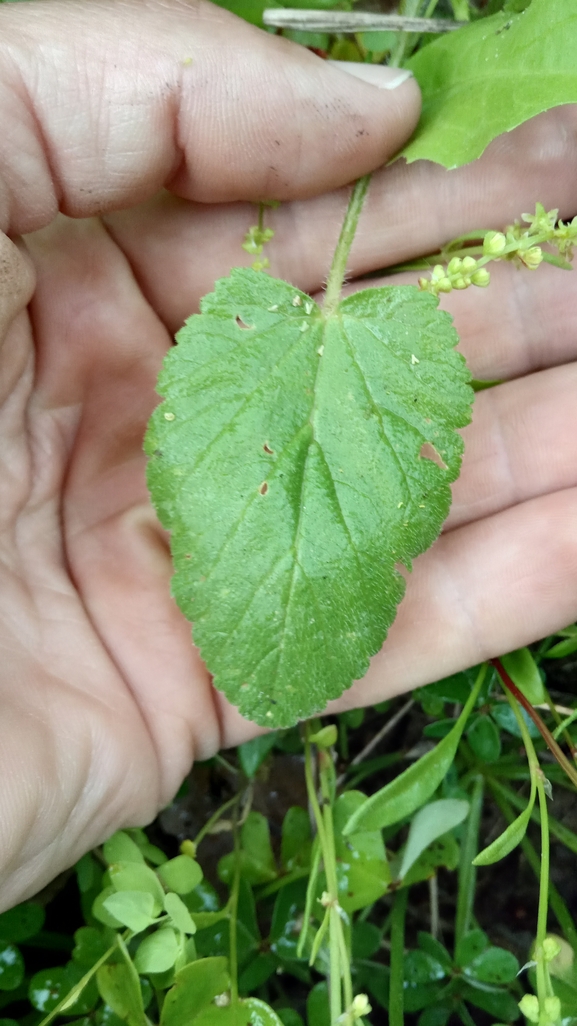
[[29, 969, 70, 1011], [102, 892, 157, 934], [308, 725, 337, 749], [333, 791, 391, 912], [491, 703, 540, 739], [404, 950, 447, 985], [109, 863, 165, 911], [134, 929, 179, 975], [160, 956, 229, 1026], [276, 1011, 305, 1026], [500, 648, 546, 705], [417, 933, 454, 973], [96, 961, 146, 1026], [306, 981, 330, 1026], [401, 835, 460, 886], [219, 812, 276, 886], [460, 981, 520, 1022], [103, 832, 145, 866], [417, 1006, 452, 1026], [399, 799, 469, 880], [238, 954, 277, 993], [465, 946, 520, 984], [242, 1000, 285, 1026], [455, 929, 488, 968], [237, 734, 277, 777], [158, 856, 203, 895], [146, 272, 472, 727], [473, 778, 536, 865], [403, 0, 577, 169], [352, 922, 381, 960], [467, 714, 501, 763], [270, 879, 308, 961], [0, 903, 44, 943], [344, 672, 483, 833], [72, 927, 114, 968], [92, 888, 124, 929], [0, 943, 24, 991], [281, 807, 312, 871], [164, 893, 197, 935]]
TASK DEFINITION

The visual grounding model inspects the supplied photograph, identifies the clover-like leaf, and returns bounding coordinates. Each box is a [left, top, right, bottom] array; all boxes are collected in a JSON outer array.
[[146, 270, 472, 727]]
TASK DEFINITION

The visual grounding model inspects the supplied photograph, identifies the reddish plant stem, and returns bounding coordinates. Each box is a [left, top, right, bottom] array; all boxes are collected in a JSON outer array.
[[491, 658, 577, 789]]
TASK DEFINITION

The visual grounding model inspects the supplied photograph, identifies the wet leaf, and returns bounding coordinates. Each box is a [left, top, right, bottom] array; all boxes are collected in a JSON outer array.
[[0, 943, 24, 992]]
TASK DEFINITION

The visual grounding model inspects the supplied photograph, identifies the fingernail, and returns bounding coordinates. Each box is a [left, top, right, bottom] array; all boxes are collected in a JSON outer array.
[[328, 62, 413, 90]]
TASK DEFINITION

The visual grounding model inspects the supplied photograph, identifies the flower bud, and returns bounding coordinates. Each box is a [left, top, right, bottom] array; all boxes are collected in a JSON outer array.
[[180, 839, 196, 859], [452, 275, 469, 290], [309, 724, 338, 749], [483, 231, 507, 257], [447, 257, 462, 276], [471, 268, 491, 287], [543, 996, 561, 1022], [351, 994, 372, 1019], [461, 256, 477, 273], [518, 994, 539, 1023], [521, 246, 543, 270], [542, 936, 562, 962]]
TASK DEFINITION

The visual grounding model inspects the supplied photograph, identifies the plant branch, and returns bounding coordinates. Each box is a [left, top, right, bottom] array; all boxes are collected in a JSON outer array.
[[491, 658, 577, 789], [323, 176, 370, 317]]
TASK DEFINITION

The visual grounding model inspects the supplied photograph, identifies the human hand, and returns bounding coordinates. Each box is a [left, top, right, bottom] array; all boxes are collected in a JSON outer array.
[[0, 0, 419, 908]]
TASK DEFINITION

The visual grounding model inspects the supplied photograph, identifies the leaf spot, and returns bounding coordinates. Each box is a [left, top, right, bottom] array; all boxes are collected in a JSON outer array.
[[304, 302, 313, 314], [411, 354, 420, 364], [300, 321, 309, 333], [267, 304, 279, 312], [259, 482, 269, 495], [235, 315, 254, 330], [163, 412, 175, 421], [292, 295, 302, 307], [263, 443, 274, 454], [317, 345, 324, 357], [419, 442, 448, 470]]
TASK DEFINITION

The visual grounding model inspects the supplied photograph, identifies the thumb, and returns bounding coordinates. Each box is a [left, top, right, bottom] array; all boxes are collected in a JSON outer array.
[[0, 0, 420, 234]]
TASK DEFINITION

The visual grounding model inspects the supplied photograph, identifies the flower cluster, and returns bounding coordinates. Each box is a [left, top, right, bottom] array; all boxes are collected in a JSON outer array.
[[419, 203, 577, 297]]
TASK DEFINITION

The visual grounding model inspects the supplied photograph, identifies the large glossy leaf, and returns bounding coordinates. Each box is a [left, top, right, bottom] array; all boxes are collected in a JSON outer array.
[[403, 0, 577, 168], [146, 270, 471, 727]]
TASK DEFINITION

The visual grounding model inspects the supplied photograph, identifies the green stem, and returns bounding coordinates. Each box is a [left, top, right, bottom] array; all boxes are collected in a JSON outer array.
[[193, 794, 240, 849], [323, 176, 371, 317], [389, 888, 408, 1026], [488, 781, 577, 953], [229, 809, 242, 1005], [535, 776, 552, 1005], [455, 774, 484, 948], [493, 658, 577, 789]]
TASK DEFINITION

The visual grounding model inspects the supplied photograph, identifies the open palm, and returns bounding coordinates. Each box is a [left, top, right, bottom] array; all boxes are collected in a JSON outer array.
[[1, 0, 576, 911]]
